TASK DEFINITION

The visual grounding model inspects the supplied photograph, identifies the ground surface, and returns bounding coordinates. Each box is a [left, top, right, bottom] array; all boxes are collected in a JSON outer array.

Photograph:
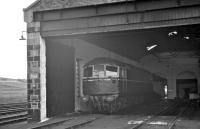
[[0, 78, 27, 104], [175, 109, 200, 129], [2, 109, 200, 129], [1, 97, 200, 129], [2, 100, 200, 129]]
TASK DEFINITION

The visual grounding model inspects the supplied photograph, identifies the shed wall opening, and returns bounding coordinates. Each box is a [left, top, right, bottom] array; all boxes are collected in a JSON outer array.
[[176, 79, 198, 100]]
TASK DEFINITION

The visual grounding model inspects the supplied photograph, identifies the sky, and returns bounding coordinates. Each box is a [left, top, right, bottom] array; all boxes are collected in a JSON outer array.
[[0, 0, 36, 79]]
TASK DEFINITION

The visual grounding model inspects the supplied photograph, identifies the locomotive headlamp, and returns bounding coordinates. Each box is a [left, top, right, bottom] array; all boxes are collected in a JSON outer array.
[[82, 96, 89, 102], [106, 96, 115, 102]]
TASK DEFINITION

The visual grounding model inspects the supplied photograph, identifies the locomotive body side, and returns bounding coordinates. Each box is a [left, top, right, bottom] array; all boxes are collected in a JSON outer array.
[[124, 66, 156, 105]]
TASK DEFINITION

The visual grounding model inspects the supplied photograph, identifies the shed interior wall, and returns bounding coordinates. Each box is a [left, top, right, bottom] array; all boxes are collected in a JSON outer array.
[[141, 55, 200, 99], [46, 41, 75, 117]]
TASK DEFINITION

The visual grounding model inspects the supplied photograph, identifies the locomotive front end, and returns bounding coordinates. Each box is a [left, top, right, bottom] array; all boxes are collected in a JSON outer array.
[[82, 64, 120, 113]]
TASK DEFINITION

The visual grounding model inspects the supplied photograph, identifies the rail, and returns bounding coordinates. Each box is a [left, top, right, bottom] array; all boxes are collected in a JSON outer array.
[[168, 104, 190, 129], [27, 114, 101, 129], [0, 102, 28, 126], [126, 101, 188, 129]]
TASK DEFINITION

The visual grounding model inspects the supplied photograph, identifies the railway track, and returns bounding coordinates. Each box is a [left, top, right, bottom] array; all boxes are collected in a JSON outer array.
[[126, 101, 189, 129], [24, 101, 177, 129], [0, 102, 28, 126], [0, 101, 190, 129], [26, 114, 101, 129]]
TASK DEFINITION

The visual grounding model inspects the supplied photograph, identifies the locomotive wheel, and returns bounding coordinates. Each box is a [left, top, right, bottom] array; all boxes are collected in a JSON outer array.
[[108, 103, 114, 113], [116, 99, 121, 112], [107, 99, 122, 113], [89, 96, 129, 114], [115, 97, 127, 112]]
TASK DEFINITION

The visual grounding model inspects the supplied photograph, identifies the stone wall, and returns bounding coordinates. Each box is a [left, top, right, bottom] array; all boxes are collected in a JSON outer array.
[[27, 22, 46, 122]]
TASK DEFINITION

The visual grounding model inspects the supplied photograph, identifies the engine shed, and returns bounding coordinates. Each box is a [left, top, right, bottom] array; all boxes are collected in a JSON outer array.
[[24, 0, 200, 122]]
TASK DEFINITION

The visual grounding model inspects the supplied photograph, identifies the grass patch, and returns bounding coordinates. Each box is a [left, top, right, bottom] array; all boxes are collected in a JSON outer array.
[[0, 79, 27, 104]]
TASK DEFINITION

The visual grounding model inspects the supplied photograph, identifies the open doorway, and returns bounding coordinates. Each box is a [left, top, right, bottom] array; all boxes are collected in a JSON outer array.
[[176, 79, 198, 100]]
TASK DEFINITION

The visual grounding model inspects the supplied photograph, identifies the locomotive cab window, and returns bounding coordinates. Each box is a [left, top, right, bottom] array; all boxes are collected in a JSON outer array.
[[84, 66, 93, 77], [93, 65, 105, 78], [106, 65, 118, 77]]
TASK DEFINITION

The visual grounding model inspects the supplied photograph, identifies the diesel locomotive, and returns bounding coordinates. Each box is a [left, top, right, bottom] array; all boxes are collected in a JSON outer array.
[[82, 57, 162, 113]]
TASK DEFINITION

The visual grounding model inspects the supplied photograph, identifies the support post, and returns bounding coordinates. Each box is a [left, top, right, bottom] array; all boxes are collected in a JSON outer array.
[[27, 22, 47, 122]]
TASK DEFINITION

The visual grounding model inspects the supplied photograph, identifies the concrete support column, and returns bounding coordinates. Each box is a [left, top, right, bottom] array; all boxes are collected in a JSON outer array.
[[167, 67, 176, 99], [75, 58, 82, 112], [75, 59, 88, 112], [27, 22, 46, 122]]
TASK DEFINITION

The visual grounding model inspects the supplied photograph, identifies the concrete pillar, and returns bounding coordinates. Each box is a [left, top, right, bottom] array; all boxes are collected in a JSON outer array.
[[75, 58, 82, 112], [27, 22, 46, 122], [167, 67, 176, 99], [74, 59, 91, 112]]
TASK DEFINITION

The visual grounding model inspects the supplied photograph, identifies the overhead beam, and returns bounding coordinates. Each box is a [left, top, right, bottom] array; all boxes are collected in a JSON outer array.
[[40, 5, 200, 37], [34, 0, 200, 22]]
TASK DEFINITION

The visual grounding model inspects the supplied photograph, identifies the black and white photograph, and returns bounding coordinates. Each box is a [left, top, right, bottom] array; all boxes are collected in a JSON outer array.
[[0, 0, 200, 129]]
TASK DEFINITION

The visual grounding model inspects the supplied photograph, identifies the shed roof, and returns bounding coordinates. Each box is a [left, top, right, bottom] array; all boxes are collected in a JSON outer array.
[[24, 0, 131, 12]]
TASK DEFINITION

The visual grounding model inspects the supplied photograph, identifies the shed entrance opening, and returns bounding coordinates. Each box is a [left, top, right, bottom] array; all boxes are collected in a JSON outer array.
[[176, 79, 198, 100]]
